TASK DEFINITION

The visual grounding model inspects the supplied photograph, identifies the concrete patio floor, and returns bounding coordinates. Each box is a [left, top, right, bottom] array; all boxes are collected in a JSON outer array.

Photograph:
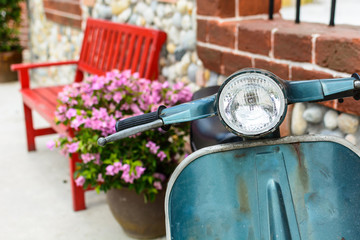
[[0, 81, 165, 240]]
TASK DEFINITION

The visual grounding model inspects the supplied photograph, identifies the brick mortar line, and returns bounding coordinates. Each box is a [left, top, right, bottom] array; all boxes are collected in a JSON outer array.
[[235, 0, 239, 18], [311, 34, 320, 64], [196, 14, 280, 23], [197, 41, 350, 78], [44, 8, 82, 20], [270, 28, 278, 59]]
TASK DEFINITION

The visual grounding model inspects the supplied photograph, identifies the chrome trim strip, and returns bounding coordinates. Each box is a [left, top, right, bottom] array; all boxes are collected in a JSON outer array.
[[165, 135, 360, 239]]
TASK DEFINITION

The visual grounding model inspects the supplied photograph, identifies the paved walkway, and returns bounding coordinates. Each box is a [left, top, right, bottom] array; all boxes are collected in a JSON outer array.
[[0, 81, 165, 240]]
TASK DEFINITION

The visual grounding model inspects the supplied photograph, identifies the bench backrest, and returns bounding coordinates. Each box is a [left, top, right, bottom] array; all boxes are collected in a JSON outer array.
[[77, 18, 167, 80]]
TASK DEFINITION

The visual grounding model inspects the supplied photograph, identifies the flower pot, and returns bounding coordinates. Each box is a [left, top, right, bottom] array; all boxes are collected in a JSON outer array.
[[106, 188, 166, 239], [0, 51, 22, 83]]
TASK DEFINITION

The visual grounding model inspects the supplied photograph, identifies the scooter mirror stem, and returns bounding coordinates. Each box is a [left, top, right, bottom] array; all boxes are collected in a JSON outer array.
[[98, 119, 164, 146], [286, 76, 359, 103], [160, 94, 217, 125]]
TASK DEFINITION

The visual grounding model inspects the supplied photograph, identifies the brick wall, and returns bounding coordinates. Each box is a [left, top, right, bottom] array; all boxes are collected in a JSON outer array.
[[20, 1, 29, 49], [43, 0, 82, 28], [196, 0, 360, 116]]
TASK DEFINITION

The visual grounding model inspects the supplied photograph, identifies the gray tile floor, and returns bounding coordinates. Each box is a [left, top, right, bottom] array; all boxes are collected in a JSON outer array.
[[0, 81, 165, 240]]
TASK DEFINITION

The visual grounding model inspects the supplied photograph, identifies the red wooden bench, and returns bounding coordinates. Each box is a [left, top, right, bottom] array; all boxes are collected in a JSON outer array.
[[11, 18, 167, 211]]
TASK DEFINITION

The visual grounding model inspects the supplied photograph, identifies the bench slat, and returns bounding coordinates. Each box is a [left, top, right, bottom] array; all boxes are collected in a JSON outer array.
[[21, 88, 67, 134]]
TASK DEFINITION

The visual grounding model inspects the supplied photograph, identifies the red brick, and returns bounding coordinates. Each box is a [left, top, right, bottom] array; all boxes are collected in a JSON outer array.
[[222, 52, 252, 76], [254, 58, 289, 80], [274, 31, 312, 63], [319, 98, 360, 116], [280, 104, 293, 137], [237, 20, 273, 56], [291, 67, 333, 81], [197, 0, 235, 18], [316, 29, 360, 73], [208, 21, 236, 49], [197, 20, 208, 43], [197, 45, 222, 73], [239, 0, 281, 16]]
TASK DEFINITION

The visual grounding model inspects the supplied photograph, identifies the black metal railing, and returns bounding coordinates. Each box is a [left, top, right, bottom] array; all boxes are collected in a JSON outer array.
[[269, 0, 337, 26]]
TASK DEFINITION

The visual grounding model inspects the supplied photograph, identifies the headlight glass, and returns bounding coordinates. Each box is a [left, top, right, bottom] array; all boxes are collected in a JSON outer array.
[[217, 71, 286, 137]]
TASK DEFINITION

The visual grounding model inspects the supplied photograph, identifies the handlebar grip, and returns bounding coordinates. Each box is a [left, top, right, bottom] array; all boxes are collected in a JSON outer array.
[[116, 112, 159, 132], [115, 106, 167, 132]]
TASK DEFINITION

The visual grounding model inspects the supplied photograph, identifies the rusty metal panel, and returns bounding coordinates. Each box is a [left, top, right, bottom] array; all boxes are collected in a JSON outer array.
[[167, 140, 360, 239]]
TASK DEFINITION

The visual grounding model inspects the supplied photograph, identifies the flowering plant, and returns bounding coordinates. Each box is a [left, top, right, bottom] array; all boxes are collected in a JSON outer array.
[[50, 70, 192, 201]]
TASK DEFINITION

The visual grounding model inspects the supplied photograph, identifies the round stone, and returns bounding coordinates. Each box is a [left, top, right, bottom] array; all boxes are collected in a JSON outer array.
[[180, 31, 196, 50], [323, 109, 338, 130], [117, 8, 132, 23], [156, 4, 165, 18], [345, 134, 357, 145], [303, 105, 323, 124], [128, 14, 138, 25], [181, 14, 191, 30], [166, 43, 176, 54], [291, 103, 307, 136], [337, 113, 359, 134], [169, 26, 180, 45], [207, 71, 219, 86], [176, 0, 187, 14], [143, 7, 155, 24], [111, 0, 129, 15], [96, 4, 112, 19], [320, 129, 344, 138], [172, 12, 182, 29], [187, 63, 197, 83]]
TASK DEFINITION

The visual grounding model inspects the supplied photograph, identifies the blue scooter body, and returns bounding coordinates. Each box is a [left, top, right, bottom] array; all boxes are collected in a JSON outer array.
[[166, 136, 360, 240]]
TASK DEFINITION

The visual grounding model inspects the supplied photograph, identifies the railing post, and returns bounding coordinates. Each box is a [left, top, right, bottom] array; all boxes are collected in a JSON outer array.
[[295, 0, 301, 24], [329, 0, 337, 26], [269, 0, 274, 20]]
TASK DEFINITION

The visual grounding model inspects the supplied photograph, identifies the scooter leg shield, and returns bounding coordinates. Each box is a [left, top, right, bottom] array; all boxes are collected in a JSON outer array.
[[166, 136, 360, 240]]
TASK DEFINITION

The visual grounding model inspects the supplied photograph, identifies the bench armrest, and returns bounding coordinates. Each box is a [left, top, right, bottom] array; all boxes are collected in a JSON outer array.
[[11, 60, 79, 90], [11, 60, 78, 71]]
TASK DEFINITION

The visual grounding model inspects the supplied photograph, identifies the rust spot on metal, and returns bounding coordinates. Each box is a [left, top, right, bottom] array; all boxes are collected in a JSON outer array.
[[341, 238, 345, 240], [292, 143, 303, 167], [235, 153, 246, 159], [238, 177, 250, 214], [292, 143, 309, 191]]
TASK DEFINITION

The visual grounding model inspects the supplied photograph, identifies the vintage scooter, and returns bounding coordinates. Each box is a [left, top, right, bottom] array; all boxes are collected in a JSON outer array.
[[99, 68, 360, 239]]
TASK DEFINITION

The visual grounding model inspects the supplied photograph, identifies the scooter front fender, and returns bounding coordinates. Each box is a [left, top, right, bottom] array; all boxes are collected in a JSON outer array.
[[166, 135, 360, 240]]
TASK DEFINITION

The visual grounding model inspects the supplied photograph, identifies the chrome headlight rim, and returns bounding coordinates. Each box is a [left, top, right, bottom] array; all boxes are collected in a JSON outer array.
[[215, 68, 288, 138]]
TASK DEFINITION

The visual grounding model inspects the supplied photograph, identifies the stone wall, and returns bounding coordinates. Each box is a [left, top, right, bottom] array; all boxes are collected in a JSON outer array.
[[291, 103, 360, 147], [28, 0, 209, 91]]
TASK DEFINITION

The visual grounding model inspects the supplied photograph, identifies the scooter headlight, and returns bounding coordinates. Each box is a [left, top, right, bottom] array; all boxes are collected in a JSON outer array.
[[216, 69, 287, 137]]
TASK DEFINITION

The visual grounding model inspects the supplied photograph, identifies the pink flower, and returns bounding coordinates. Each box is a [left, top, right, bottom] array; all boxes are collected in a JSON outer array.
[[135, 166, 146, 178], [46, 140, 55, 150], [146, 141, 160, 154], [153, 173, 166, 182], [153, 181, 162, 190], [75, 176, 85, 187], [115, 111, 122, 119], [80, 153, 99, 164], [113, 162, 123, 174], [113, 92, 123, 104], [97, 173, 104, 183], [65, 108, 77, 119], [106, 165, 115, 176], [157, 151, 167, 161], [67, 142, 79, 153]]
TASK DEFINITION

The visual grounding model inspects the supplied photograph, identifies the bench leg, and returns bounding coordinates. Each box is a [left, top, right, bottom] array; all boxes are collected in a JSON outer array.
[[23, 104, 36, 151], [69, 153, 86, 211]]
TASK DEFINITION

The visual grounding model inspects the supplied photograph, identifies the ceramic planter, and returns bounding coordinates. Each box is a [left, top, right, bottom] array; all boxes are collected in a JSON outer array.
[[0, 51, 22, 82], [106, 188, 166, 239]]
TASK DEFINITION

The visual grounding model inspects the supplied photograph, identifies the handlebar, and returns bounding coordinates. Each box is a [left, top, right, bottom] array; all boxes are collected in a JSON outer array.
[[98, 70, 360, 146]]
